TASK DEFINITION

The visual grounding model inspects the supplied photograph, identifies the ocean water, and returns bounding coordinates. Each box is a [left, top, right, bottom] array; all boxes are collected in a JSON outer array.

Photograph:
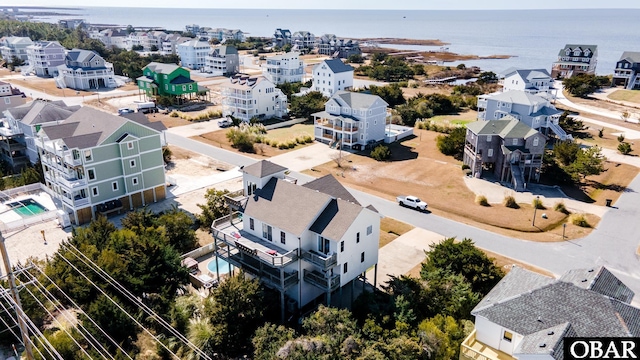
[[32, 7, 640, 74]]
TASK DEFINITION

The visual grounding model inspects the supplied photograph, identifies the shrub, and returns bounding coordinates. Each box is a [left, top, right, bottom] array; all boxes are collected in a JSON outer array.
[[370, 144, 391, 161], [504, 195, 520, 209], [598, 128, 604, 138], [271, 142, 278, 148], [570, 213, 590, 228], [532, 198, 546, 210], [617, 134, 625, 143], [476, 195, 490, 207], [461, 164, 470, 170], [277, 142, 288, 149], [618, 142, 632, 155], [554, 201, 570, 214], [162, 146, 172, 164], [169, 111, 179, 118]]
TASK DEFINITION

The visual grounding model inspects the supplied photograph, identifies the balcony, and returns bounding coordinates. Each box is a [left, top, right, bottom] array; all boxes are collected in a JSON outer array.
[[211, 212, 298, 268], [0, 125, 23, 137], [477, 99, 488, 108], [303, 269, 340, 291], [224, 190, 248, 211], [61, 195, 90, 208], [460, 330, 515, 360], [301, 250, 337, 270]]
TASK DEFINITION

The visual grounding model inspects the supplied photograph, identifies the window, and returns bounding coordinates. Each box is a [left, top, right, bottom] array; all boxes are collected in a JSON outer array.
[[317, 236, 330, 254], [486, 135, 492, 142], [182, 85, 186, 91], [488, 149, 494, 157], [280, 231, 286, 244], [503, 331, 513, 342], [249, 218, 254, 230], [343, 262, 348, 273], [361, 252, 365, 263], [91, 187, 98, 196], [247, 182, 257, 196], [356, 232, 360, 243], [112, 181, 118, 191], [130, 159, 136, 168], [132, 177, 139, 185], [366, 225, 373, 235], [533, 137, 539, 146], [262, 224, 273, 241], [127, 142, 134, 150], [512, 139, 518, 145], [4, 98, 9, 105], [84, 150, 92, 161], [340, 241, 344, 252], [87, 169, 96, 180]]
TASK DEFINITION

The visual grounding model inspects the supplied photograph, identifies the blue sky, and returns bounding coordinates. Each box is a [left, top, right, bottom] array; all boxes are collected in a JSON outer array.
[[11, 0, 640, 9]]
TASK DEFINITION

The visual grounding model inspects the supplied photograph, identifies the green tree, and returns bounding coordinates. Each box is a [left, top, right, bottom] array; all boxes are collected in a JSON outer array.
[[347, 54, 364, 64], [157, 206, 198, 253], [252, 323, 297, 360], [371, 144, 391, 161], [85, 295, 138, 348], [563, 74, 611, 97], [476, 71, 498, 85], [436, 127, 466, 160], [566, 146, 606, 180], [553, 141, 581, 166], [367, 83, 406, 107], [618, 142, 633, 155], [417, 315, 469, 360], [196, 188, 230, 229], [289, 91, 328, 119]]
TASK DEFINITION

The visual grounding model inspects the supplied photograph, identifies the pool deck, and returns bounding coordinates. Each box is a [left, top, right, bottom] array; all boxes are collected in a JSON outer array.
[[0, 192, 57, 224]]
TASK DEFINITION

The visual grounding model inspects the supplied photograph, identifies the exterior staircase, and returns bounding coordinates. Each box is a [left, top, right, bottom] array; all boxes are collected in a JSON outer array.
[[510, 164, 526, 192], [627, 71, 639, 90], [548, 121, 572, 141], [20, 64, 34, 75], [54, 74, 66, 89]]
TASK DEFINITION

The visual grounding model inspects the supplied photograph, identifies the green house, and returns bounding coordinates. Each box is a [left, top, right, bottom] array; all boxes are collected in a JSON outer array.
[[137, 62, 200, 99]]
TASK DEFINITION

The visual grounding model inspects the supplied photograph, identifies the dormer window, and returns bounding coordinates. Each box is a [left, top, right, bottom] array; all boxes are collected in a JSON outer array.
[[565, 49, 571, 56], [584, 49, 591, 56], [573, 49, 581, 56]]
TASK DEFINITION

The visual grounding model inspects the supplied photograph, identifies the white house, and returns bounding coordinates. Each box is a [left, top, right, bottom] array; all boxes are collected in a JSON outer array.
[[211, 160, 380, 319], [161, 34, 191, 55], [55, 49, 116, 90], [477, 90, 567, 140], [24, 41, 66, 77], [262, 51, 304, 84], [313, 91, 388, 150], [177, 39, 211, 71], [0, 36, 33, 62], [460, 265, 640, 360], [221, 74, 288, 122], [499, 68, 556, 97], [205, 45, 239, 76], [312, 58, 354, 97]]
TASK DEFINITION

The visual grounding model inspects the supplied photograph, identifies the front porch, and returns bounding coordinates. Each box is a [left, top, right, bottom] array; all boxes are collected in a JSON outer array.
[[460, 330, 515, 360]]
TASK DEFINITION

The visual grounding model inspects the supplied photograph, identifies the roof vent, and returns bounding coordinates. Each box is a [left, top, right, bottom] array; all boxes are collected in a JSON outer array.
[[581, 279, 588, 282], [537, 316, 543, 323], [588, 268, 594, 272], [547, 331, 554, 335], [539, 343, 547, 348]]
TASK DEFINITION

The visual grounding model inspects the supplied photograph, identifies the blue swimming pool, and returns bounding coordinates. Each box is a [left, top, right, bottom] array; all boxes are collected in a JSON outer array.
[[207, 257, 231, 275]]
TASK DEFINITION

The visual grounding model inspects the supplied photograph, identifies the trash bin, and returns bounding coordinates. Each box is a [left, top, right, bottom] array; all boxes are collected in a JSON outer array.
[[606, 199, 612, 207]]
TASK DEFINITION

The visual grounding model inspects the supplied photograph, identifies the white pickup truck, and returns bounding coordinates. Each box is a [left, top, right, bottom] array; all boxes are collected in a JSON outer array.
[[396, 195, 428, 211]]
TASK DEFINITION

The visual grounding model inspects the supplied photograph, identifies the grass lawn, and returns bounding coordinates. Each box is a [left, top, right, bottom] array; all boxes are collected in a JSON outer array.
[[264, 123, 314, 143], [303, 128, 604, 242], [427, 110, 477, 126], [608, 89, 640, 104], [575, 125, 630, 150], [10, 77, 138, 98], [560, 161, 639, 206], [379, 217, 414, 248]]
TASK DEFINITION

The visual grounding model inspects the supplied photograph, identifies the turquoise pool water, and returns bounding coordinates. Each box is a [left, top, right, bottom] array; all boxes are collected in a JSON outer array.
[[7, 199, 48, 218], [207, 257, 231, 275]]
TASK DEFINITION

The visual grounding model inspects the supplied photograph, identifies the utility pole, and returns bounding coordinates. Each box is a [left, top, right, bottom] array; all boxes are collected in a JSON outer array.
[[0, 231, 35, 360]]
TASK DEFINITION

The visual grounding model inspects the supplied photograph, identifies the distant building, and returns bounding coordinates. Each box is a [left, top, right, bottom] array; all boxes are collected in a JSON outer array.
[[316, 34, 361, 59], [221, 74, 288, 122], [56, 49, 116, 90], [177, 39, 211, 71], [460, 265, 640, 360], [551, 44, 597, 79], [0, 36, 33, 63], [272, 28, 292, 48], [0, 81, 26, 112], [464, 118, 546, 191], [58, 19, 84, 29], [137, 62, 200, 101], [313, 91, 388, 150], [292, 31, 315, 53], [499, 68, 556, 97], [205, 45, 239, 76], [311, 58, 354, 97], [262, 52, 304, 84], [161, 34, 192, 55], [94, 28, 128, 50], [24, 41, 66, 77], [37, 107, 167, 225], [612, 51, 640, 90]]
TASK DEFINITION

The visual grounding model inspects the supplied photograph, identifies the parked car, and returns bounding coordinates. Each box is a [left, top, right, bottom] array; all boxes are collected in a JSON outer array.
[[118, 108, 134, 115], [134, 101, 157, 113], [218, 118, 233, 128], [396, 195, 428, 211]]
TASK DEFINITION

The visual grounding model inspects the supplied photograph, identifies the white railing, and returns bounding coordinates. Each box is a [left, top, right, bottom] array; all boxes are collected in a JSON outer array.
[[0, 210, 58, 233]]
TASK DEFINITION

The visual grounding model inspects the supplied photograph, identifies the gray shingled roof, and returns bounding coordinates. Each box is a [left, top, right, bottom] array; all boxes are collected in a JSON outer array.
[[309, 198, 364, 240], [332, 91, 387, 109], [484, 90, 549, 107], [243, 178, 331, 237], [558, 44, 597, 57], [323, 58, 354, 74], [144, 62, 181, 75], [21, 102, 76, 125], [513, 322, 575, 360], [559, 266, 635, 304], [242, 160, 287, 178], [120, 112, 167, 132], [303, 174, 360, 205], [466, 119, 540, 140], [210, 45, 238, 56], [66, 49, 98, 63], [619, 51, 640, 64]]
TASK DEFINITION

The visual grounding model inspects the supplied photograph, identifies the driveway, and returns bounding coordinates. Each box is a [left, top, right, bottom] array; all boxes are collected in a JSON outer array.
[[555, 80, 638, 122], [269, 143, 346, 172]]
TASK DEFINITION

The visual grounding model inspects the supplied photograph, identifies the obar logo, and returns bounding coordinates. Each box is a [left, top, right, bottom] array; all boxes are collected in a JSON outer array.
[[565, 338, 640, 359]]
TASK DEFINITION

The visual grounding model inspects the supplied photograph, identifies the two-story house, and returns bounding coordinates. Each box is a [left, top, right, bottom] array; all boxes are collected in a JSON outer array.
[[311, 58, 354, 98], [292, 31, 315, 53], [612, 51, 640, 89], [460, 265, 640, 360], [177, 39, 210, 71], [137, 62, 200, 101], [205, 45, 239, 76], [499, 68, 556, 97], [0, 36, 33, 63], [0, 81, 26, 112], [476, 90, 567, 140], [24, 41, 66, 77], [211, 160, 380, 320], [464, 118, 547, 191], [221, 74, 288, 122], [551, 44, 598, 79], [313, 91, 388, 150], [262, 52, 304, 84], [37, 107, 167, 225], [1, 100, 79, 170], [272, 28, 292, 48], [56, 49, 116, 90], [316, 35, 361, 58]]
